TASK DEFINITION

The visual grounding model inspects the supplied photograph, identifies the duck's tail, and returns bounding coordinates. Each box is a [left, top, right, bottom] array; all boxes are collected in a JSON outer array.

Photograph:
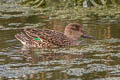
[[15, 33, 30, 46]]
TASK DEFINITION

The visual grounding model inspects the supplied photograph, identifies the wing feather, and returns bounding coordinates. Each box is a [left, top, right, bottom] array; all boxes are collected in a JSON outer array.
[[22, 29, 72, 46]]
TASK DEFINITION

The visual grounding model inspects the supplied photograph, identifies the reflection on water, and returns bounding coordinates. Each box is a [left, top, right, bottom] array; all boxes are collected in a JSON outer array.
[[20, 48, 85, 63], [0, 3, 120, 80]]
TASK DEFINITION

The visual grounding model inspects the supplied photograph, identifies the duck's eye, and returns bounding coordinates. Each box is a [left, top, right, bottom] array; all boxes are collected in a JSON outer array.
[[35, 37, 40, 41], [71, 26, 79, 31]]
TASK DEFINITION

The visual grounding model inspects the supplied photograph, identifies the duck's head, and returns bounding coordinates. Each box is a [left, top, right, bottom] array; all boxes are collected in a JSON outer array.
[[64, 23, 94, 41]]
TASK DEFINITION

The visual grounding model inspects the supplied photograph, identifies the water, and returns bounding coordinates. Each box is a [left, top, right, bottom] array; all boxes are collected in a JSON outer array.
[[0, 3, 120, 80]]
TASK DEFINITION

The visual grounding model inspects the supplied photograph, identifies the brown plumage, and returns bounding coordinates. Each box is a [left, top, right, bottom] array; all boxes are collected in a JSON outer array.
[[15, 23, 94, 48]]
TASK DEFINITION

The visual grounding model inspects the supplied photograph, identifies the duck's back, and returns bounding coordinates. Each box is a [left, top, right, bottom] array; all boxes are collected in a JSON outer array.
[[15, 29, 72, 48]]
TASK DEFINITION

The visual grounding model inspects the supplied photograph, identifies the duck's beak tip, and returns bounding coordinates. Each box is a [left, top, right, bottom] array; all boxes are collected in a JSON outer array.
[[81, 33, 95, 39]]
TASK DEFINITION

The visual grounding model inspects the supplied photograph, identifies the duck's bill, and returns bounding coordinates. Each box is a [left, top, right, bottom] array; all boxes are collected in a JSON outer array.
[[81, 32, 94, 39]]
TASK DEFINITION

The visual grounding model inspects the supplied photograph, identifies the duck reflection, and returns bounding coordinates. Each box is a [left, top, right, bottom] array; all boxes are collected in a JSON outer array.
[[20, 47, 85, 64]]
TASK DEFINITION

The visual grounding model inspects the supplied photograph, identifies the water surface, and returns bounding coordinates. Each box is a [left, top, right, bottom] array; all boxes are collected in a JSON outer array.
[[0, 3, 120, 80]]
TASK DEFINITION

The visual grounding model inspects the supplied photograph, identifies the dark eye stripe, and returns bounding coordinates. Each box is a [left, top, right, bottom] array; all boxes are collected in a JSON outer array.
[[71, 26, 79, 31]]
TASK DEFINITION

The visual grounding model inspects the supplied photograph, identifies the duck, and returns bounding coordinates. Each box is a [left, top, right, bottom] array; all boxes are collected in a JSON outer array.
[[15, 23, 94, 48]]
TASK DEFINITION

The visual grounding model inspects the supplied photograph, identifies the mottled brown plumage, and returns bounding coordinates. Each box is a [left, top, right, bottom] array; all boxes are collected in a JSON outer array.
[[15, 23, 94, 48]]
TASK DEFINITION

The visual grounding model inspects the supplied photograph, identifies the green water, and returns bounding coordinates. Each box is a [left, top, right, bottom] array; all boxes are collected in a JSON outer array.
[[0, 3, 120, 80]]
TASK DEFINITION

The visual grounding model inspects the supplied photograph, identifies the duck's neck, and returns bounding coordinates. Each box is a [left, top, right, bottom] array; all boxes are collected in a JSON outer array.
[[64, 32, 78, 40], [64, 31, 77, 41], [64, 30, 80, 46]]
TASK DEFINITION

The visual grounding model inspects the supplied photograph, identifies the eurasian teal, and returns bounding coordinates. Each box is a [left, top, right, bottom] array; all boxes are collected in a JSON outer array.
[[15, 23, 94, 48]]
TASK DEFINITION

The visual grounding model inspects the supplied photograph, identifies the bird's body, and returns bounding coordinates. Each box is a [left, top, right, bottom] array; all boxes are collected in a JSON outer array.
[[15, 29, 75, 48], [15, 23, 94, 48]]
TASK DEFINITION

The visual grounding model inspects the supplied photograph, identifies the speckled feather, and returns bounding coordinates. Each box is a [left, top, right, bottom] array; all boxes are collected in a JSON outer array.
[[15, 23, 94, 48], [18, 29, 73, 48]]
